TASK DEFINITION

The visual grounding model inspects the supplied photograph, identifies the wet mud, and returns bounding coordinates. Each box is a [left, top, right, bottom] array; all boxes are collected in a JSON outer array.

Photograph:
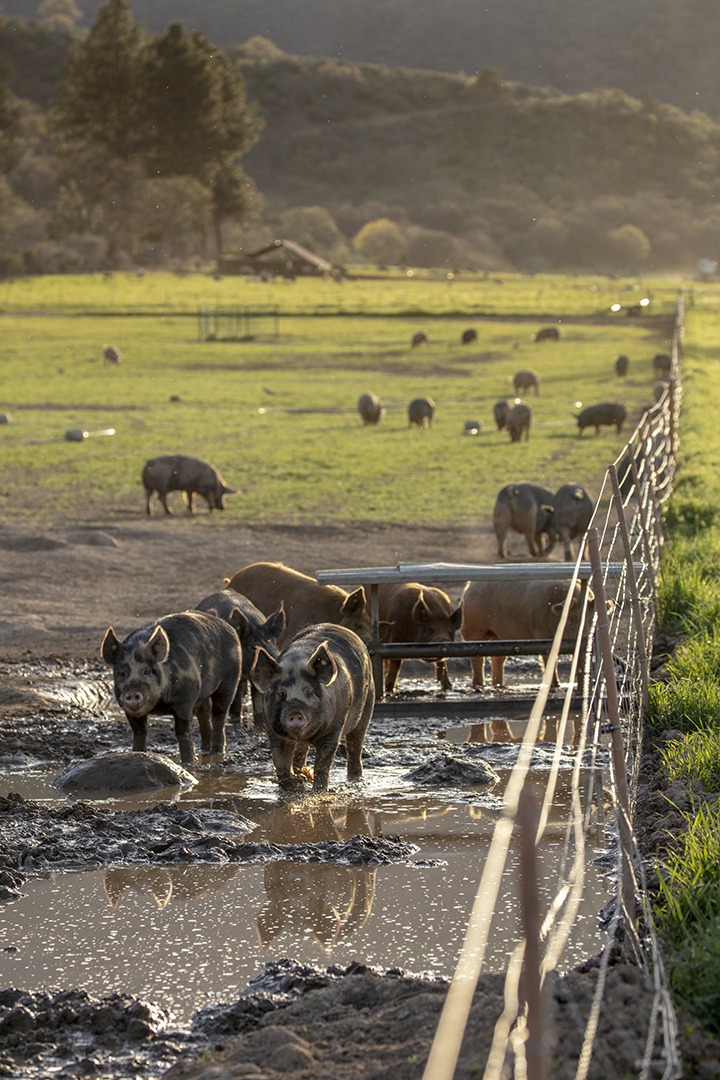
[[0, 659, 672, 1079]]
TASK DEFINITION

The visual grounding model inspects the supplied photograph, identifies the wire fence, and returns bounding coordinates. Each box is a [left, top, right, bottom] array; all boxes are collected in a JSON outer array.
[[423, 296, 685, 1079]]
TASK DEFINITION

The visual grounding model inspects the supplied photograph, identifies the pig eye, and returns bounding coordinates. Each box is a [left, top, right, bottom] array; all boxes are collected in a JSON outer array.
[[142, 666, 154, 677], [117, 666, 130, 679]]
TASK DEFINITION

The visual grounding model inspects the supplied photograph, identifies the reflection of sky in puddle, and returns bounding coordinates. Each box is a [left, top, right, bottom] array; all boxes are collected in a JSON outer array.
[[0, 765, 613, 1025]]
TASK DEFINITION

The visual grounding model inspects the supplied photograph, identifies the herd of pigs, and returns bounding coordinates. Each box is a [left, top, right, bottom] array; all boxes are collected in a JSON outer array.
[[114, 335, 672, 796]]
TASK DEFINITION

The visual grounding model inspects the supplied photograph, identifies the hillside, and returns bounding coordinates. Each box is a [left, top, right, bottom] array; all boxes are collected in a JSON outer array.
[[3, 0, 720, 121], [2, 11, 720, 273]]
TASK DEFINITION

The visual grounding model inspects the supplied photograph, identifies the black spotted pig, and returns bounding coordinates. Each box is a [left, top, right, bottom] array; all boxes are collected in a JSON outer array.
[[142, 454, 236, 516], [251, 623, 375, 793], [100, 611, 241, 764], [195, 589, 286, 728]]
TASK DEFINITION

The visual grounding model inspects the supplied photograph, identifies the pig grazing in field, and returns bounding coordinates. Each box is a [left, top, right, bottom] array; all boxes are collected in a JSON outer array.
[[195, 589, 286, 728], [493, 482, 554, 557], [224, 561, 372, 646], [408, 397, 435, 427], [100, 611, 242, 764], [358, 391, 385, 426], [374, 583, 463, 692], [615, 354, 629, 377], [653, 353, 672, 377], [252, 623, 375, 792], [507, 402, 532, 442], [547, 484, 593, 560], [494, 398, 512, 431], [575, 402, 626, 436], [461, 578, 589, 687], [143, 454, 236, 516], [461, 328, 478, 345], [535, 327, 560, 342], [512, 369, 540, 395], [411, 330, 429, 347]]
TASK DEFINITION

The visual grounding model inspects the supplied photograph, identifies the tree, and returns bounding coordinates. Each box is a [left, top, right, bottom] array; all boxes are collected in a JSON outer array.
[[353, 218, 405, 265], [53, 0, 144, 161], [37, 0, 83, 30]]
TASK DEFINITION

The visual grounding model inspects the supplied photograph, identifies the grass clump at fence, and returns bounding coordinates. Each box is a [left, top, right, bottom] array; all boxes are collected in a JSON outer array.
[[649, 295, 720, 1034]]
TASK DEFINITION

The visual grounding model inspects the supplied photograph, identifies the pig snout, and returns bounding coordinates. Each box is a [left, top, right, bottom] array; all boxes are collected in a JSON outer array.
[[283, 708, 309, 735], [120, 687, 149, 714]]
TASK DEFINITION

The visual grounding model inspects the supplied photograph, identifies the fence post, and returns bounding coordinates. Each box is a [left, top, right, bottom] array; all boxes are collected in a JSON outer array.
[[586, 528, 637, 935], [518, 787, 546, 1080], [608, 465, 650, 714]]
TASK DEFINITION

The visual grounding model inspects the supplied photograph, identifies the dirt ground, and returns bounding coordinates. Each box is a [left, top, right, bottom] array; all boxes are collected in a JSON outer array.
[[1, 516, 719, 1078]]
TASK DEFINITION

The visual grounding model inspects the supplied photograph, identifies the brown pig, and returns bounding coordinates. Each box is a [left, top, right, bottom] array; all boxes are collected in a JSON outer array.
[[251, 623, 375, 793], [223, 561, 372, 646], [142, 454, 236, 516], [461, 578, 590, 688], [100, 611, 241, 764], [373, 583, 462, 692]]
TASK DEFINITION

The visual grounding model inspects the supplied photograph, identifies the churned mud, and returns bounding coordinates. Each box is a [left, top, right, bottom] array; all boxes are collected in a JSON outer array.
[[0, 520, 716, 1078]]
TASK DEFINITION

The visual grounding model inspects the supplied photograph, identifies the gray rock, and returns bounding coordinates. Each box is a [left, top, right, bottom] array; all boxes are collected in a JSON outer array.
[[53, 752, 197, 796]]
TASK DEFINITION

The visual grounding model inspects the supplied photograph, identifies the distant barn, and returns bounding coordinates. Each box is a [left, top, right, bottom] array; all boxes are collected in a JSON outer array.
[[217, 238, 343, 280]]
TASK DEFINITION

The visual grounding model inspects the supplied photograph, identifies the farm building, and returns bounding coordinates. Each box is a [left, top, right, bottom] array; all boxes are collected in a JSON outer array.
[[217, 238, 343, 279]]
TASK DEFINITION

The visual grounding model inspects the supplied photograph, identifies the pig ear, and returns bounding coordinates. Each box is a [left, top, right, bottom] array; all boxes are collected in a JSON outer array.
[[222, 577, 232, 588], [412, 593, 432, 623], [378, 620, 395, 642], [251, 647, 281, 691], [450, 605, 463, 632], [222, 485, 237, 495], [343, 587, 366, 614], [308, 642, 338, 685], [228, 608, 250, 638], [147, 625, 171, 663], [266, 601, 287, 638], [100, 627, 121, 663]]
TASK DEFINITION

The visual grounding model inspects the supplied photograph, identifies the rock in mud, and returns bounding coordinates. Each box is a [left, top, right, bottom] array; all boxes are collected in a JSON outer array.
[[52, 751, 198, 796], [404, 753, 499, 787]]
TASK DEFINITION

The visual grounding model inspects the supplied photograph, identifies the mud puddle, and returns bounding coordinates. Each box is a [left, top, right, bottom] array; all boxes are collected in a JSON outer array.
[[0, 661, 614, 1077]]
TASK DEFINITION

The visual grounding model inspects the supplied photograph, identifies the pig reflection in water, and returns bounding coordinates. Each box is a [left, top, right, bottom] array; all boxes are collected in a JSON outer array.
[[256, 862, 377, 951], [450, 716, 581, 746], [104, 865, 240, 910]]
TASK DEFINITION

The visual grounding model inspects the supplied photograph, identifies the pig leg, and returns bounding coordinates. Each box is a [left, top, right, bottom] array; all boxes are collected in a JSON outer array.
[[171, 707, 196, 764], [158, 489, 172, 515], [126, 714, 149, 752], [491, 656, 506, 687], [229, 678, 245, 723], [345, 692, 374, 783], [312, 733, 343, 792], [435, 660, 451, 691], [250, 685, 266, 732], [183, 490, 194, 513], [469, 656, 486, 687], [384, 659, 402, 693], [196, 699, 213, 752], [270, 735, 305, 788]]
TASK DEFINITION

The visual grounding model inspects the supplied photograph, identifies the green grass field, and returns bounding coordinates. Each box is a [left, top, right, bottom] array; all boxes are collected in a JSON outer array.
[[0, 270, 684, 527]]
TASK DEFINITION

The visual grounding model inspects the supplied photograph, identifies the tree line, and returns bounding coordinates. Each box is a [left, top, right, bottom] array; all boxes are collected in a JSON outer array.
[[2, 1, 720, 275]]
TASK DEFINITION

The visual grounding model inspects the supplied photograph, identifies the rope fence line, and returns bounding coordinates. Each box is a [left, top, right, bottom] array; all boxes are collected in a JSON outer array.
[[422, 294, 685, 1079]]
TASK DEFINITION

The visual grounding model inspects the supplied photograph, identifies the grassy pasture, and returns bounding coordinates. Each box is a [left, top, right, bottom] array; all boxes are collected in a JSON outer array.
[[0, 271, 680, 528]]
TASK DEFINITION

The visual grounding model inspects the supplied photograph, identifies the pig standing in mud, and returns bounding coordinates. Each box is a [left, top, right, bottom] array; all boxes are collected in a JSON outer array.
[[493, 481, 555, 557], [251, 623, 375, 793], [224, 561, 372, 646], [374, 583, 462, 692], [195, 589, 286, 728], [100, 611, 241, 764], [142, 454, 236, 515], [461, 578, 590, 688]]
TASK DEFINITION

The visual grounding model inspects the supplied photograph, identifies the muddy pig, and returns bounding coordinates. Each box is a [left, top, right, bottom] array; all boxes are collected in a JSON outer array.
[[546, 483, 594, 561], [224, 561, 372, 646], [252, 623, 375, 793], [100, 611, 241, 764], [357, 391, 385, 426], [408, 397, 435, 427], [575, 402, 626, 436], [461, 578, 590, 687], [493, 481, 555, 558], [374, 583, 462, 692], [195, 589, 286, 728], [142, 454, 236, 516]]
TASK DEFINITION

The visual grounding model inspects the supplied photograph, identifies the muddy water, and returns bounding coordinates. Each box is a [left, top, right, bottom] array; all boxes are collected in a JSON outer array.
[[0, 736, 612, 1027]]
